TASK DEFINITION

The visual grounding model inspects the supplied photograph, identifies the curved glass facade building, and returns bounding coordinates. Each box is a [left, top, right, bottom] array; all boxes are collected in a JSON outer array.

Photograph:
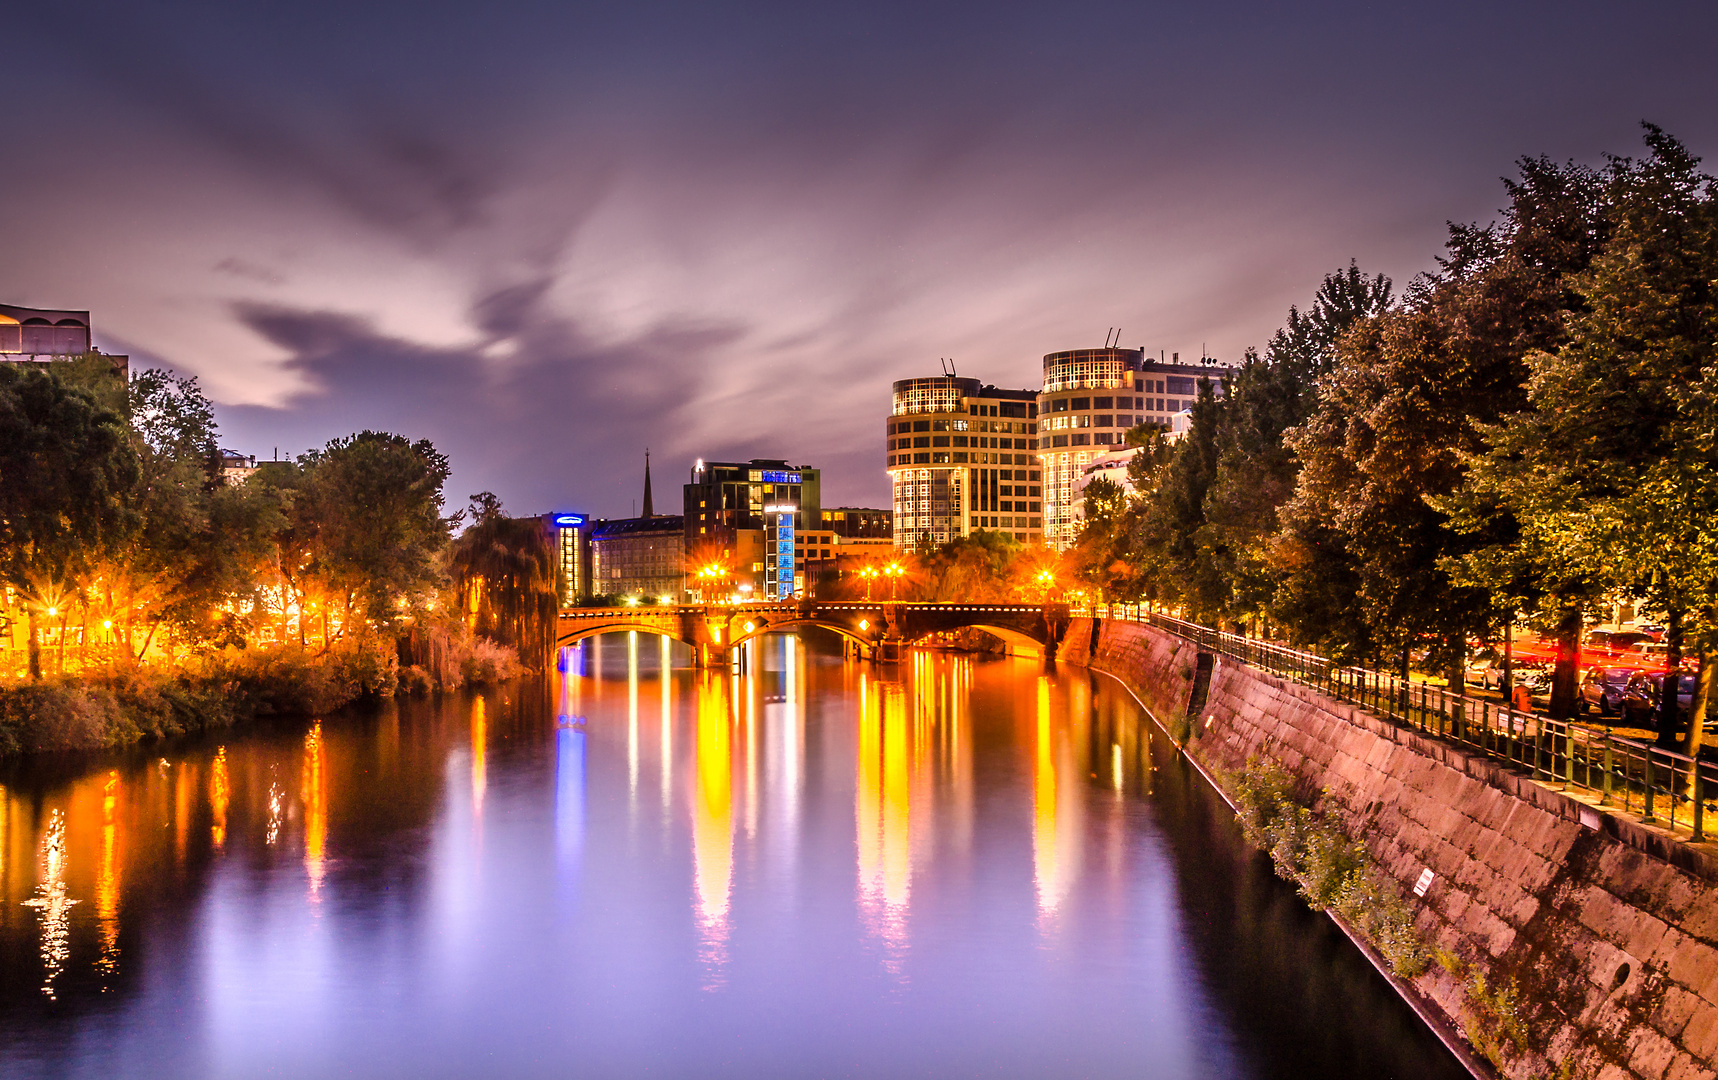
[[886, 376, 1042, 550], [1037, 348, 1234, 548]]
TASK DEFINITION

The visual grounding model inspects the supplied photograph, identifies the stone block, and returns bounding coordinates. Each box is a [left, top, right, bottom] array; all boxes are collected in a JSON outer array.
[[1653, 985, 1705, 1041], [1625, 1025, 1682, 1080]]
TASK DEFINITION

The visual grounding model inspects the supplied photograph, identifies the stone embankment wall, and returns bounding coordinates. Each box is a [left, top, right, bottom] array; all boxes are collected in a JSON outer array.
[[1067, 616, 1718, 1080]]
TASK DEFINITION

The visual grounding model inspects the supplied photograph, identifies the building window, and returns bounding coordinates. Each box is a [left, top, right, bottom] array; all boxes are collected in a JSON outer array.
[[1094, 396, 1113, 409], [932, 436, 949, 447], [1052, 435, 1068, 447], [1095, 414, 1113, 427], [1071, 397, 1090, 411], [1072, 434, 1090, 446], [1051, 398, 1067, 412]]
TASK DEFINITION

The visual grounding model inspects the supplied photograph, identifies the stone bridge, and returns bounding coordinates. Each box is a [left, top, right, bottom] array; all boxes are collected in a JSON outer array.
[[554, 601, 1071, 665]]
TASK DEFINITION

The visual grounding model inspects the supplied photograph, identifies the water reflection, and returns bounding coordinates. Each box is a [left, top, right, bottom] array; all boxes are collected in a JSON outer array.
[[0, 636, 1467, 1080], [692, 671, 733, 983], [303, 723, 327, 902], [22, 810, 75, 1000], [95, 771, 120, 983]]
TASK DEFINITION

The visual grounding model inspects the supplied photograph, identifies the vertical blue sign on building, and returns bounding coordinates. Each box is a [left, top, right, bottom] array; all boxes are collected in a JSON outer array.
[[776, 511, 795, 599]]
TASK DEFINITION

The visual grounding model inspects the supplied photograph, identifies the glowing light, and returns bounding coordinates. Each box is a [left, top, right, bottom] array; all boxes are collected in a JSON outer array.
[[102, 619, 112, 630], [45, 606, 56, 617], [659, 595, 674, 605], [743, 621, 755, 633], [1034, 677, 1060, 919], [859, 619, 869, 631]]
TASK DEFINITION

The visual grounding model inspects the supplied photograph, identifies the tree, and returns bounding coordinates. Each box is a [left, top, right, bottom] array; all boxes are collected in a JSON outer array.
[[0, 364, 138, 677], [1203, 265, 1393, 637], [298, 432, 452, 632], [1441, 127, 1711, 720], [1288, 153, 1609, 693]]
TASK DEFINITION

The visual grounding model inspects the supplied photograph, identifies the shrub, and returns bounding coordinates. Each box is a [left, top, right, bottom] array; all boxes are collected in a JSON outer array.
[[1227, 757, 1429, 977]]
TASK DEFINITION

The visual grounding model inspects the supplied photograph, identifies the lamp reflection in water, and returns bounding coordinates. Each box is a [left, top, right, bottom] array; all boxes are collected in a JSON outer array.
[[210, 747, 229, 849], [95, 770, 122, 984], [628, 631, 639, 799], [857, 676, 913, 972], [304, 722, 327, 902], [471, 697, 487, 821], [23, 810, 76, 999], [1034, 676, 1081, 924], [691, 671, 733, 987]]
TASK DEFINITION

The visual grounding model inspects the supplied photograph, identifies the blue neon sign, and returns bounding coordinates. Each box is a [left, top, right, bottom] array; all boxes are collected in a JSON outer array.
[[760, 470, 802, 484], [552, 513, 586, 528]]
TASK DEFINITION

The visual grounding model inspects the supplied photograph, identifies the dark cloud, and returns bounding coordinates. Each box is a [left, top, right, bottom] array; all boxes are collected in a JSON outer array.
[[225, 299, 751, 517]]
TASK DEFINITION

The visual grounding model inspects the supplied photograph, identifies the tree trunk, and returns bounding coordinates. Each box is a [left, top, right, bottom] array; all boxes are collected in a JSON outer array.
[[26, 608, 41, 681], [1658, 607, 1686, 749], [1502, 615, 1515, 702], [1681, 648, 1712, 798], [1549, 605, 1582, 720]]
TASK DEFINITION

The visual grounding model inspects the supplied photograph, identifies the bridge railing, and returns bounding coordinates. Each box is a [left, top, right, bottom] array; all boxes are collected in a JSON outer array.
[[1075, 602, 1718, 843]]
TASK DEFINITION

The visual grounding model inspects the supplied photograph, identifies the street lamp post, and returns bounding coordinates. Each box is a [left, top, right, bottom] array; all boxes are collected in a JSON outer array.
[[860, 565, 879, 602], [885, 562, 903, 601]]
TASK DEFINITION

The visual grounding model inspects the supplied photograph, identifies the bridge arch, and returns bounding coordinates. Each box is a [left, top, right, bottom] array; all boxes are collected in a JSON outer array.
[[554, 622, 692, 648], [727, 618, 874, 651], [902, 623, 1048, 657]]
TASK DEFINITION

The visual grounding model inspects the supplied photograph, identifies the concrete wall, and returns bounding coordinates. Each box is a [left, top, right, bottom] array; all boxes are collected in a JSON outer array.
[[1069, 616, 1718, 1080]]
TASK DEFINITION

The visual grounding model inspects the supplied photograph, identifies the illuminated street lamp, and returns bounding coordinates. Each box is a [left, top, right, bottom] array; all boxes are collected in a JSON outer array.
[[884, 562, 904, 601], [860, 565, 879, 602]]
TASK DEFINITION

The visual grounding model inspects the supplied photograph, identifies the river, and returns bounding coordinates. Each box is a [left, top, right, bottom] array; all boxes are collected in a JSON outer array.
[[0, 634, 1466, 1079]]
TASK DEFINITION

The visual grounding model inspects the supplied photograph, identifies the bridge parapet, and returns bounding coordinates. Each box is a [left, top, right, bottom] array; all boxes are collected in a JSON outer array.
[[554, 601, 1069, 663]]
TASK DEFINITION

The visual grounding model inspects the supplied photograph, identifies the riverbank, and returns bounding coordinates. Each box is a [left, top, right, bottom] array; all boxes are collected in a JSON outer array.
[[0, 634, 525, 755], [1061, 616, 1718, 1080]]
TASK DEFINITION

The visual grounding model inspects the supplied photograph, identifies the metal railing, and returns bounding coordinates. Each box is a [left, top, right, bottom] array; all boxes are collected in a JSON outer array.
[[1079, 603, 1718, 843]]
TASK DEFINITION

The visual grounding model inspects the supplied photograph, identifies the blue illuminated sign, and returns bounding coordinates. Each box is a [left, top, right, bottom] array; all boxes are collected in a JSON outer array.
[[760, 470, 802, 484], [552, 513, 586, 528]]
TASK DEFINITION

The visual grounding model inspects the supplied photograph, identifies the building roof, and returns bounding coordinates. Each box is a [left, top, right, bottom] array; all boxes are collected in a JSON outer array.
[[0, 303, 89, 327], [591, 515, 686, 539]]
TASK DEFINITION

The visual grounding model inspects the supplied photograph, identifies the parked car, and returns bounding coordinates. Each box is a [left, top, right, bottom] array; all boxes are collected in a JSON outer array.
[[1588, 630, 1652, 655], [1626, 641, 1671, 664], [1579, 665, 1639, 718], [1464, 650, 1508, 690], [1620, 672, 1697, 730]]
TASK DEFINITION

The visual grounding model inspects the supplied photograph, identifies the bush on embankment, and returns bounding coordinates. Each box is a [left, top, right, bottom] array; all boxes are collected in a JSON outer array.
[[0, 632, 525, 755], [1228, 757, 1429, 978]]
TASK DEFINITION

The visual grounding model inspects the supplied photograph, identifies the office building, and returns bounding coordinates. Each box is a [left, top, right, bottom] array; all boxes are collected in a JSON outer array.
[[1038, 348, 1231, 548], [885, 376, 1042, 550], [590, 516, 686, 602], [684, 458, 822, 600], [544, 513, 592, 606], [819, 506, 892, 538]]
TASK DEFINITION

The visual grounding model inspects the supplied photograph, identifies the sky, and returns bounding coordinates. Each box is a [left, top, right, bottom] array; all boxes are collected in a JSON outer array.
[[5, 0, 1717, 518]]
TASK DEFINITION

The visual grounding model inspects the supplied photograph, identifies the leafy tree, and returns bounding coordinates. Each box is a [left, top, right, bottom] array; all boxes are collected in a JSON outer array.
[[1288, 154, 1608, 691], [0, 364, 138, 677], [297, 431, 452, 632], [1204, 265, 1392, 637]]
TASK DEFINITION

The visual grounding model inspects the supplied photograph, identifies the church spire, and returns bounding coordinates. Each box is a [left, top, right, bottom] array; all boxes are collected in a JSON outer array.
[[641, 449, 654, 518]]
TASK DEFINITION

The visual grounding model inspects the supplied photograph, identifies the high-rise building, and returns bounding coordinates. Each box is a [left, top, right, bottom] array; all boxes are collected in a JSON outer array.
[[1037, 348, 1232, 548], [684, 459, 822, 601], [885, 376, 1043, 550]]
